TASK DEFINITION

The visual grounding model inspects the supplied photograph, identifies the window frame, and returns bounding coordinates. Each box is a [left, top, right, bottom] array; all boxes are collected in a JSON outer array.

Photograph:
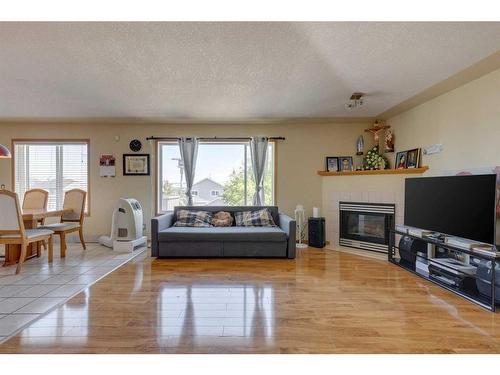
[[155, 139, 276, 214], [11, 139, 91, 216]]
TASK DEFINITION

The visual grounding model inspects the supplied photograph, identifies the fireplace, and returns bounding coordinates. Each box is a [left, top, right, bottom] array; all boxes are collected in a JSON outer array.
[[339, 202, 395, 253]]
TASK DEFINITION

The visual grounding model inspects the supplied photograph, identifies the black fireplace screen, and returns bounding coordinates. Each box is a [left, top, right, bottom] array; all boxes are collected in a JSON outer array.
[[347, 213, 386, 239]]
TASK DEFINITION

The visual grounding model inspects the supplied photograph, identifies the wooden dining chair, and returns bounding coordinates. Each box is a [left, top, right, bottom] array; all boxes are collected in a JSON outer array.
[[22, 188, 49, 213], [40, 189, 87, 258], [23, 188, 49, 252], [0, 190, 54, 274]]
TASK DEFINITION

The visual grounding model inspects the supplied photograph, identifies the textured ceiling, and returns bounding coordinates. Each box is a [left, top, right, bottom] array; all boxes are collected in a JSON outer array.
[[0, 22, 499, 119]]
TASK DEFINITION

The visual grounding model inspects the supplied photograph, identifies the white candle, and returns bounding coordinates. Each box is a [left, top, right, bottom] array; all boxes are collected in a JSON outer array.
[[313, 207, 320, 218]]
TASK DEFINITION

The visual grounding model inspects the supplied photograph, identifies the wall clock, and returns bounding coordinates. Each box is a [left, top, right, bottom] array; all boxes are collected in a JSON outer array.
[[129, 139, 142, 152]]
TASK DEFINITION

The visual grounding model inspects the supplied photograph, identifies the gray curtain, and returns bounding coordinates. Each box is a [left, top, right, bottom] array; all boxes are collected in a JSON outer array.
[[178, 137, 199, 206], [250, 136, 269, 206]]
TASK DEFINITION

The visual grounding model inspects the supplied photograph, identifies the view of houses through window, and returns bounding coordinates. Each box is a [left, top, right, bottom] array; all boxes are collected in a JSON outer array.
[[158, 141, 274, 212]]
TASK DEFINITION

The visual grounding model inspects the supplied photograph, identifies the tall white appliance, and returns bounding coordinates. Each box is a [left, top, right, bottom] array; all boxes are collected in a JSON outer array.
[[99, 198, 147, 252]]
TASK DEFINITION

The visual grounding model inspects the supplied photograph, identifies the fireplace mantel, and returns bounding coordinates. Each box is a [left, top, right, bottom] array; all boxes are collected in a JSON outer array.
[[317, 166, 428, 176]]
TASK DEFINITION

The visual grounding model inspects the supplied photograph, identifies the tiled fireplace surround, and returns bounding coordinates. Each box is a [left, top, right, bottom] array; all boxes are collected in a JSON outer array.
[[321, 174, 415, 249]]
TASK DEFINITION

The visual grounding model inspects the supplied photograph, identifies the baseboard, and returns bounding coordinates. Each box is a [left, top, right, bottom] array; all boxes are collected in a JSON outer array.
[[63, 234, 151, 243], [325, 244, 386, 261]]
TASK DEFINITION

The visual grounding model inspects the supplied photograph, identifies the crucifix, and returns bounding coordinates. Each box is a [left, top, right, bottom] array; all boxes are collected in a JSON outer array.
[[365, 120, 390, 144]]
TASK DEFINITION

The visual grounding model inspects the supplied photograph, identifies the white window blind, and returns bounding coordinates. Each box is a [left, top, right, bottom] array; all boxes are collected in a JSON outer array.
[[14, 141, 89, 212]]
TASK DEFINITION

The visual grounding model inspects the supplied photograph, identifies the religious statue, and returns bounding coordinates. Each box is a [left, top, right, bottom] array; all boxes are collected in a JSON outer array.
[[356, 135, 364, 155], [384, 129, 394, 152]]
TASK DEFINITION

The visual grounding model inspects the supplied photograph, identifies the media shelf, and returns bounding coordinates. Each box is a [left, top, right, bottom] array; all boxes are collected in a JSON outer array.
[[389, 229, 499, 312]]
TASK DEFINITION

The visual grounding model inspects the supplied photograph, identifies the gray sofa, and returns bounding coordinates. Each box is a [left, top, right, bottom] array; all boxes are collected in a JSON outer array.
[[151, 206, 296, 259]]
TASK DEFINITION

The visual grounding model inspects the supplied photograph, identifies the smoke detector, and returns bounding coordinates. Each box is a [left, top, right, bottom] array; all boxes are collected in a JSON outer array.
[[344, 92, 365, 110]]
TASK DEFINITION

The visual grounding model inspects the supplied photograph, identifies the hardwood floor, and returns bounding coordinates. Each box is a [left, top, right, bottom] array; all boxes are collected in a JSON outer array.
[[1, 247, 500, 353]]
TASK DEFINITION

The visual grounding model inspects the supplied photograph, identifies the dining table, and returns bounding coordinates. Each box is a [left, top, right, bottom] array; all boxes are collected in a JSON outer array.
[[2, 207, 73, 266]]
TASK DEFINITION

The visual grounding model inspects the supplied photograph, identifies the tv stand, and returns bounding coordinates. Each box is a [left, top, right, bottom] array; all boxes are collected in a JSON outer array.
[[425, 232, 446, 242], [389, 229, 499, 311]]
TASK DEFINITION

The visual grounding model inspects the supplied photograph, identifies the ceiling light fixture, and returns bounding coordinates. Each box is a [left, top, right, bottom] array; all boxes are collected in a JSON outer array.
[[344, 92, 365, 110]]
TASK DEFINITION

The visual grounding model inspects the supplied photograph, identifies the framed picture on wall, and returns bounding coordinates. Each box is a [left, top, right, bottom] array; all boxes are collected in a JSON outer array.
[[325, 157, 339, 172], [99, 154, 116, 177], [123, 154, 150, 176]]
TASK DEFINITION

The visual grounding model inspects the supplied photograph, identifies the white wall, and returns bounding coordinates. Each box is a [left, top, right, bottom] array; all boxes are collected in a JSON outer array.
[[389, 67, 500, 172]]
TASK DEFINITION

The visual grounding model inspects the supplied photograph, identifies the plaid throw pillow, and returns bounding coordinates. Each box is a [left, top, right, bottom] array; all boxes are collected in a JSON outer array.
[[174, 210, 213, 227], [234, 209, 276, 227]]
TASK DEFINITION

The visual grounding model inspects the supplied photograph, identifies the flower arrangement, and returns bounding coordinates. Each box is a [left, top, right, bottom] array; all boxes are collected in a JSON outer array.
[[363, 145, 389, 170]]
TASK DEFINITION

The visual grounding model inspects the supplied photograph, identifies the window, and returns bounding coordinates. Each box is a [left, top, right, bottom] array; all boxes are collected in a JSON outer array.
[[13, 140, 89, 213], [157, 141, 274, 212]]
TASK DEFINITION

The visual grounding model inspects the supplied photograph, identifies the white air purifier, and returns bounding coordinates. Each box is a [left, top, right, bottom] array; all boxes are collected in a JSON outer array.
[[99, 198, 147, 252]]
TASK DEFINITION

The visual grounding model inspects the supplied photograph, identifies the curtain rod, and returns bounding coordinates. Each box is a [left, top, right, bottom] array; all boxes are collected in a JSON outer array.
[[146, 136, 285, 141]]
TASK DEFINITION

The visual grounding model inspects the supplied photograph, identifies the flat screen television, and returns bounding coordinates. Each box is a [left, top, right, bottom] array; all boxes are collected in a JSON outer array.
[[404, 174, 497, 244]]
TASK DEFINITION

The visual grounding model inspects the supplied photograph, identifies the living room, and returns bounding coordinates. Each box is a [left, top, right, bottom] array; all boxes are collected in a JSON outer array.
[[0, 1, 500, 372]]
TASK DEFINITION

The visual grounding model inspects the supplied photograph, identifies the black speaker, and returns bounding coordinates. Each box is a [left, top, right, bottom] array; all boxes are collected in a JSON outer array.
[[398, 235, 427, 264], [476, 260, 500, 303], [308, 217, 325, 248]]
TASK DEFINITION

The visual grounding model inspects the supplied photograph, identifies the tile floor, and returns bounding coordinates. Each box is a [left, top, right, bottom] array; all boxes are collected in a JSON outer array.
[[0, 242, 146, 341]]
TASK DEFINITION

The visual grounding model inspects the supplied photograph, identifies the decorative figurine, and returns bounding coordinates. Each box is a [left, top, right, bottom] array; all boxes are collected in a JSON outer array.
[[384, 128, 394, 153], [356, 135, 364, 155]]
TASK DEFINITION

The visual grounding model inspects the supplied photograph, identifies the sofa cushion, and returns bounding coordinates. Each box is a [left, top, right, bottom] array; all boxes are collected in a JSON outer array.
[[234, 209, 276, 227], [173, 206, 280, 226], [158, 226, 287, 242], [173, 210, 213, 227], [212, 211, 234, 227]]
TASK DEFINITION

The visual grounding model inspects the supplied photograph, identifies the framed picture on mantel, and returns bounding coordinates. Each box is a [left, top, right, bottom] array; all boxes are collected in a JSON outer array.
[[395, 151, 407, 169], [326, 157, 339, 172], [406, 148, 421, 168], [395, 148, 421, 169], [338, 156, 353, 172]]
